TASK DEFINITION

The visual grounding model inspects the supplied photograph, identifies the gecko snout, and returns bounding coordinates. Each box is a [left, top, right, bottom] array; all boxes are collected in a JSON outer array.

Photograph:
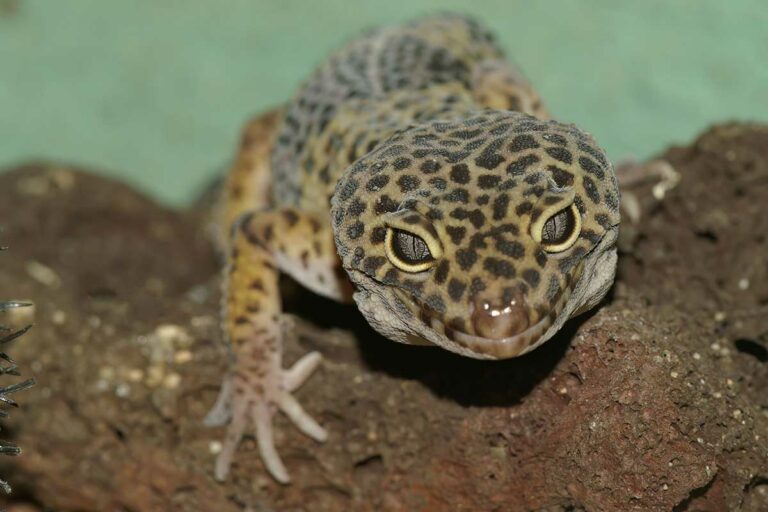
[[470, 289, 530, 340]]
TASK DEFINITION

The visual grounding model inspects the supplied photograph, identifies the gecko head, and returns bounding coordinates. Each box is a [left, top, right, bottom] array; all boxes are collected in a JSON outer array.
[[331, 111, 620, 359]]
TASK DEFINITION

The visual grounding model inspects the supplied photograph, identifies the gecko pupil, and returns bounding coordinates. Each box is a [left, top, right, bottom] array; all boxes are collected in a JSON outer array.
[[541, 206, 576, 246], [392, 229, 432, 264]]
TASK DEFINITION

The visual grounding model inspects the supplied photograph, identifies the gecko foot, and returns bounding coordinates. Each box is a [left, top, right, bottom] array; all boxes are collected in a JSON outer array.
[[204, 350, 327, 484], [615, 158, 680, 223]]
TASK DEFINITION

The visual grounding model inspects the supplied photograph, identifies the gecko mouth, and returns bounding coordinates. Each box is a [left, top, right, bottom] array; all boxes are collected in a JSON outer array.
[[404, 262, 583, 359]]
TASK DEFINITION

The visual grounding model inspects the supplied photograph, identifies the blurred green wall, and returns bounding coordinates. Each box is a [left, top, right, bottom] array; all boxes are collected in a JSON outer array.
[[1, 0, 767, 205]]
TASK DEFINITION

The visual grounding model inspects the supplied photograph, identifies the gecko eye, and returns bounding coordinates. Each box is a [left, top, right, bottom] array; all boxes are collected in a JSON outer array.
[[538, 204, 581, 253], [385, 228, 436, 272]]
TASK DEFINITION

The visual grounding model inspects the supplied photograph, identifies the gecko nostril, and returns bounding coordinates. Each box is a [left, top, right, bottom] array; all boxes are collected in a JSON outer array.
[[471, 289, 530, 340]]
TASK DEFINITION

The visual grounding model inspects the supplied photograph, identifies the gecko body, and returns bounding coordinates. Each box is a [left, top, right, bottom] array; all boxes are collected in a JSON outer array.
[[206, 14, 620, 483]]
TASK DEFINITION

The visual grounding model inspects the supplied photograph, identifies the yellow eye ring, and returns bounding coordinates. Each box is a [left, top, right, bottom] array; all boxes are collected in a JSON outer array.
[[531, 203, 581, 253], [384, 227, 441, 272]]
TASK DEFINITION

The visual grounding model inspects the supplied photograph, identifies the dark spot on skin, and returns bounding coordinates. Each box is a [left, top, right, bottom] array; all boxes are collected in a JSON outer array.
[[535, 250, 548, 267], [492, 194, 510, 220], [581, 229, 602, 244], [448, 278, 466, 302], [309, 218, 322, 233], [450, 164, 470, 184], [477, 194, 489, 205], [490, 123, 511, 136], [524, 186, 545, 198], [235, 315, 249, 325], [550, 166, 574, 187], [338, 178, 359, 201], [499, 178, 517, 190], [445, 225, 466, 245], [595, 213, 612, 229], [363, 256, 387, 274], [393, 157, 412, 170], [427, 208, 443, 220], [478, 175, 501, 189], [604, 190, 619, 211], [465, 139, 484, 151], [397, 175, 421, 192], [300, 250, 309, 268], [375, 195, 398, 215], [483, 257, 515, 278], [543, 195, 563, 206], [475, 138, 505, 170], [577, 141, 608, 167], [383, 268, 399, 285], [582, 176, 601, 204], [428, 177, 447, 190], [506, 154, 540, 175], [352, 247, 365, 265], [496, 239, 524, 259], [545, 147, 573, 164], [522, 269, 540, 289], [425, 294, 446, 314], [574, 196, 585, 213], [250, 279, 264, 291], [469, 210, 486, 229], [542, 133, 568, 146], [444, 188, 469, 203], [515, 202, 533, 216], [403, 214, 422, 225], [420, 159, 442, 174], [434, 260, 450, 284], [451, 128, 483, 140], [470, 233, 487, 250], [456, 248, 478, 270], [578, 156, 604, 179], [508, 134, 539, 152], [370, 226, 386, 244], [470, 277, 485, 295], [347, 198, 367, 216], [262, 225, 274, 243], [347, 222, 364, 240], [400, 279, 425, 297], [366, 174, 390, 192]]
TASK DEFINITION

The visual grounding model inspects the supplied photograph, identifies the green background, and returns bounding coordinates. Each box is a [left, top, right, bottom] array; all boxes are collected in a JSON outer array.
[[1, 0, 766, 206]]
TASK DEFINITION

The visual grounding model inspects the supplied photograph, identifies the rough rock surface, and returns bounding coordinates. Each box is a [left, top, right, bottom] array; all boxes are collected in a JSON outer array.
[[0, 124, 766, 511]]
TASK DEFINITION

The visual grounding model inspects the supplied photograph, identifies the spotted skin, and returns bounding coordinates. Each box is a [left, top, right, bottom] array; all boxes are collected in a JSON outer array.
[[208, 13, 620, 483]]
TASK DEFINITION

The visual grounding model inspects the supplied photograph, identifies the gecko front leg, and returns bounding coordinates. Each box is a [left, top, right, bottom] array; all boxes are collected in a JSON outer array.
[[205, 208, 352, 483]]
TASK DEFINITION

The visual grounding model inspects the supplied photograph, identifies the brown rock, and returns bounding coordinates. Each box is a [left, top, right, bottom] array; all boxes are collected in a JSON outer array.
[[0, 124, 765, 511]]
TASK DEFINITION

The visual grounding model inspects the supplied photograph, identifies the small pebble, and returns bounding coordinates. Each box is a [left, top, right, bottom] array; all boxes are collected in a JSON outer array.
[[209, 441, 222, 454], [164, 372, 181, 389], [174, 350, 193, 364], [26, 260, 61, 288], [127, 369, 144, 382], [115, 383, 131, 398], [51, 310, 67, 325]]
